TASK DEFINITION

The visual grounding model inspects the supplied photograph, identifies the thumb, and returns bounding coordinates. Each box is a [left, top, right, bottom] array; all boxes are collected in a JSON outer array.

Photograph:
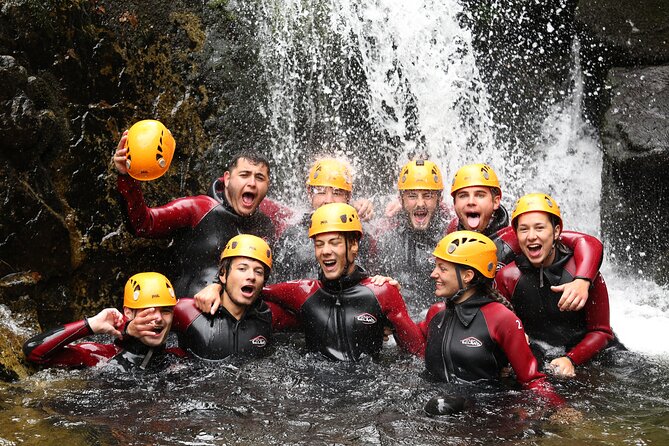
[[550, 284, 565, 292], [210, 300, 220, 315]]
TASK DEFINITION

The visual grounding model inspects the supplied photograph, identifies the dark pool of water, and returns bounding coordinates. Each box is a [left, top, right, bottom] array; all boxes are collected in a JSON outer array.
[[2, 332, 668, 445]]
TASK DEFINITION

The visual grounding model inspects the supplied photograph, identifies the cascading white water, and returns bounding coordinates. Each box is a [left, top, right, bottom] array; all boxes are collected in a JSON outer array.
[[253, 0, 669, 356]]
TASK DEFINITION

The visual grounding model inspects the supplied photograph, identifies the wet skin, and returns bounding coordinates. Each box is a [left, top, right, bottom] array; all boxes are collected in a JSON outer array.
[[516, 211, 560, 268], [223, 158, 270, 216], [220, 257, 266, 320], [313, 232, 358, 281], [453, 186, 500, 232], [401, 189, 440, 230]]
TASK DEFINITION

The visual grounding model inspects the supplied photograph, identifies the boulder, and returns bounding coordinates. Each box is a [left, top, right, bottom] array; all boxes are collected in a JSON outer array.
[[600, 64, 669, 282], [576, 0, 669, 65]]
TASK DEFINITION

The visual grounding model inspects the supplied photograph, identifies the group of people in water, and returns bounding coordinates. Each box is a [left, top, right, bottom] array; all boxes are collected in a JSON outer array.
[[23, 122, 619, 416]]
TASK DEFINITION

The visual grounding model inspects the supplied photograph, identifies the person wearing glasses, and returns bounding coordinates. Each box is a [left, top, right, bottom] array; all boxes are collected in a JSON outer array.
[[375, 159, 453, 310], [270, 158, 376, 282]]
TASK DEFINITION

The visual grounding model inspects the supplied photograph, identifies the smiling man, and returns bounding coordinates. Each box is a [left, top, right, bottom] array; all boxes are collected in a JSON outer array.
[[168, 234, 296, 360], [375, 159, 453, 310], [113, 133, 277, 298], [23, 272, 179, 371], [262, 203, 425, 361]]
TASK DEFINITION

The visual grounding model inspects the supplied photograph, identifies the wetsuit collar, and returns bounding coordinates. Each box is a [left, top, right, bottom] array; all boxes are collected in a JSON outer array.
[[319, 265, 368, 292], [217, 297, 272, 323], [516, 244, 573, 287], [112, 337, 167, 371], [453, 291, 492, 327]]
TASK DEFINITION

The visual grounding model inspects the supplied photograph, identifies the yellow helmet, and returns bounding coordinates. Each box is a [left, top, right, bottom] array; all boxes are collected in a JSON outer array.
[[124, 120, 176, 181], [432, 230, 497, 278], [306, 158, 353, 192], [511, 193, 562, 229], [450, 164, 501, 197], [123, 272, 177, 309], [220, 234, 273, 269], [397, 159, 444, 191], [308, 203, 362, 238]]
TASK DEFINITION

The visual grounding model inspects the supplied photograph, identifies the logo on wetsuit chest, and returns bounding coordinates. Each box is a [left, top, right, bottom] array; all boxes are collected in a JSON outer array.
[[250, 336, 268, 347], [460, 337, 483, 348], [355, 313, 377, 324]]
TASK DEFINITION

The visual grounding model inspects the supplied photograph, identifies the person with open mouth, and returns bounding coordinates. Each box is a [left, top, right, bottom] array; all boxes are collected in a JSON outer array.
[[24, 272, 180, 371], [113, 127, 279, 300], [494, 193, 621, 378], [172, 234, 295, 361], [374, 159, 453, 310], [447, 163, 605, 312], [260, 203, 425, 361], [271, 157, 375, 283]]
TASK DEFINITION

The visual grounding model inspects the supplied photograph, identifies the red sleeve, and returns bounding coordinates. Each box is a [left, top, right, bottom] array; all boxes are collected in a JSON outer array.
[[482, 303, 564, 406], [559, 231, 604, 282], [566, 273, 614, 365], [364, 279, 425, 357], [493, 263, 522, 300], [262, 280, 317, 313], [171, 298, 201, 333], [117, 175, 216, 237], [259, 198, 294, 239], [23, 319, 119, 367], [266, 301, 300, 331], [419, 302, 446, 337], [446, 218, 458, 234]]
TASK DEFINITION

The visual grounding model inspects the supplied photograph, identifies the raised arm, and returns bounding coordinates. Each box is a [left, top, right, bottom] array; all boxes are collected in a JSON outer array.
[[369, 281, 425, 357], [23, 310, 123, 367]]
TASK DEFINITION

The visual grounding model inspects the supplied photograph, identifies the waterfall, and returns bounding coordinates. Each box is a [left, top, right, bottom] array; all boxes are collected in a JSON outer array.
[[249, 0, 668, 355]]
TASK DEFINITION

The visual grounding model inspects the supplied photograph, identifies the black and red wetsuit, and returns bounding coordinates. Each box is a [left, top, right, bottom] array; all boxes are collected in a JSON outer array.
[[447, 205, 603, 275], [420, 293, 562, 404], [494, 247, 615, 366], [117, 175, 277, 297], [171, 297, 296, 360], [263, 267, 425, 361], [375, 207, 453, 310], [22, 319, 183, 371]]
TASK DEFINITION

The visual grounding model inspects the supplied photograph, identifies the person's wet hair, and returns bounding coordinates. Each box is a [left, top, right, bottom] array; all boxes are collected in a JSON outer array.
[[227, 150, 271, 177]]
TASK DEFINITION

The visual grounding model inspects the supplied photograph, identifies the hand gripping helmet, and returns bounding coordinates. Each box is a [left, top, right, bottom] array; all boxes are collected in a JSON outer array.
[[123, 272, 177, 309], [397, 159, 444, 191], [308, 203, 362, 238], [306, 158, 353, 192], [124, 120, 176, 181], [432, 230, 498, 278], [220, 234, 273, 269], [511, 193, 562, 229], [450, 164, 501, 198]]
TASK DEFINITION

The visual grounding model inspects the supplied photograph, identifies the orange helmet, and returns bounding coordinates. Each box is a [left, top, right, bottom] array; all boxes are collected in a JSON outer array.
[[306, 158, 353, 192], [308, 203, 362, 238], [220, 234, 273, 269], [123, 272, 177, 309], [124, 120, 176, 181], [450, 164, 501, 197], [397, 159, 444, 191], [433, 231, 497, 278], [511, 193, 562, 229]]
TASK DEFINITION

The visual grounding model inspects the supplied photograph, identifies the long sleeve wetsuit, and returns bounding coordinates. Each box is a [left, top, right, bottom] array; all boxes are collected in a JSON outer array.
[[263, 267, 425, 361], [494, 247, 614, 366], [117, 175, 277, 297], [22, 319, 181, 371]]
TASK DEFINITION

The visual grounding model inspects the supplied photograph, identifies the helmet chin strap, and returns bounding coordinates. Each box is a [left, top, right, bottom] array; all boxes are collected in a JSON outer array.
[[447, 265, 473, 304]]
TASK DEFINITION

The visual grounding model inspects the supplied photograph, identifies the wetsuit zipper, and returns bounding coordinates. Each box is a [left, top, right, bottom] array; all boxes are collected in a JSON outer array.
[[335, 296, 352, 361], [440, 309, 456, 382], [233, 320, 239, 354]]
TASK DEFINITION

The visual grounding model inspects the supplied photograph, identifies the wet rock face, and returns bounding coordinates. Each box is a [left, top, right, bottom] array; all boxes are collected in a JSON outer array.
[[576, 0, 669, 66], [601, 65, 669, 282]]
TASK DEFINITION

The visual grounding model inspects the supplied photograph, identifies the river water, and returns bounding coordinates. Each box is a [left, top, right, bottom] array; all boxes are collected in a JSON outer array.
[[2, 0, 669, 445]]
